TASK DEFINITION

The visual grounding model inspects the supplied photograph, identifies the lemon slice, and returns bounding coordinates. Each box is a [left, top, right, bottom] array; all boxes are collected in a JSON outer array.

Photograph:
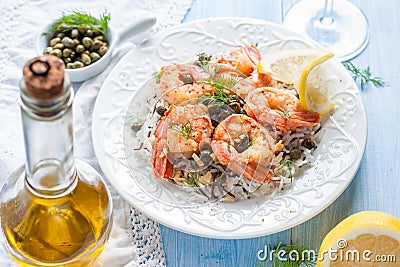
[[258, 49, 334, 114], [317, 211, 400, 267], [298, 53, 334, 114]]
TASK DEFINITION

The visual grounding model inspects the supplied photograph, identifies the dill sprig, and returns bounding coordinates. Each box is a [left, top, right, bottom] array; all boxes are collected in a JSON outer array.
[[187, 172, 200, 188], [343, 61, 388, 90], [255, 242, 316, 267], [152, 70, 163, 80], [203, 75, 240, 91], [275, 106, 290, 120], [199, 88, 230, 106], [44, 10, 110, 39], [170, 122, 193, 141], [280, 159, 293, 180], [248, 138, 257, 147], [197, 52, 212, 63]]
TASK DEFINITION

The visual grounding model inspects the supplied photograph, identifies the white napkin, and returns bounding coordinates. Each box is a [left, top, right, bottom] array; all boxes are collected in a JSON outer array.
[[0, 0, 194, 266]]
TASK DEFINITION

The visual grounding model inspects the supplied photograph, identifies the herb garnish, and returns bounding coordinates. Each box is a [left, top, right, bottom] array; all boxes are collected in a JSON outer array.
[[187, 172, 200, 188], [170, 122, 193, 141], [280, 159, 293, 180], [343, 61, 388, 90], [248, 138, 257, 147], [44, 10, 110, 39], [276, 106, 290, 120], [152, 70, 163, 80], [255, 242, 317, 267], [199, 88, 230, 106], [197, 52, 212, 64]]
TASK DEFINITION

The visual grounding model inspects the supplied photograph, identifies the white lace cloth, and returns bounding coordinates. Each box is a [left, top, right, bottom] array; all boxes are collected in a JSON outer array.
[[0, 0, 193, 266]]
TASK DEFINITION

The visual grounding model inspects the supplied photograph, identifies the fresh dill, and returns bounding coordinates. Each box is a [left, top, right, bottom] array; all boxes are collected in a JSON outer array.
[[199, 88, 230, 105], [343, 61, 388, 90], [280, 159, 293, 180], [170, 122, 193, 141], [248, 138, 257, 147], [44, 10, 110, 39], [152, 70, 163, 80], [275, 106, 290, 120], [187, 172, 200, 188], [197, 52, 212, 63], [203, 75, 240, 91], [255, 242, 316, 267]]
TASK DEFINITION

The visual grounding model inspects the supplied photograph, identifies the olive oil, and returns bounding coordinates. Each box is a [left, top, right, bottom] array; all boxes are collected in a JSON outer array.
[[0, 55, 113, 266]]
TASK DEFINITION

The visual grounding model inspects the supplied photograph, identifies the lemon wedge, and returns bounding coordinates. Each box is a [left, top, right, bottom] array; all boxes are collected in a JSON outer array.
[[317, 211, 400, 267], [258, 49, 334, 114]]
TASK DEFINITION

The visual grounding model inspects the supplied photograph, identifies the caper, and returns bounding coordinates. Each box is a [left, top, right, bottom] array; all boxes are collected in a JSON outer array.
[[81, 54, 91, 65], [85, 29, 93, 37], [91, 40, 103, 51], [228, 102, 241, 114], [156, 106, 167, 116], [66, 63, 74, 69], [75, 44, 85, 53], [70, 29, 79, 39], [182, 74, 193, 84], [63, 48, 72, 58], [94, 35, 104, 42], [43, 47, 53, 54], [73, 38, 80, 47], [53, 43, 64, 50], [64, 58, 72, 65], [62, 37, 74, 48], [92, 30, 101, 37], [302, 138, 316, 150], [82, 50, 90, 55], [49, 49, 62, 58], [290, 149, 302, 160], [57, 23, 67, 32], [49, 37, 61, 47], [98, 45, 108, 56], [70, 51, 77, 60], [56, 32, 65, 39], [82, 37, 93, 49], [73, 61, 84, 68], [235, 135, 249, 153], [90, 52, 101, 62]]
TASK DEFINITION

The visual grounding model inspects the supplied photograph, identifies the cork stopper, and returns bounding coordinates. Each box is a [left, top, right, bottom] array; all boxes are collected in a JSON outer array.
[[23, 55, 65, 100]]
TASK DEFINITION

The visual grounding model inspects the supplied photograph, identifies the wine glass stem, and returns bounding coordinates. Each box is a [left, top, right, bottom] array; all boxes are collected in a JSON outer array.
[[321, 0, 334, 25]]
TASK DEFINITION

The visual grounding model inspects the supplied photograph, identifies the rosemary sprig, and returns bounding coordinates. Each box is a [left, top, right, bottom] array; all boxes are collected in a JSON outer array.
[[255, 242, 316, 267], [44, 10, 110, 39], [275, 106, 290, 120], [343, 61, 388, 90], [187, 172, 200, 188], [170, 122, 193, 141]]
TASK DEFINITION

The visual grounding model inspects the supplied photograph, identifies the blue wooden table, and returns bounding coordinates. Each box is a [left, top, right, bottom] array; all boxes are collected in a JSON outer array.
[[160, 0, 400, 266]]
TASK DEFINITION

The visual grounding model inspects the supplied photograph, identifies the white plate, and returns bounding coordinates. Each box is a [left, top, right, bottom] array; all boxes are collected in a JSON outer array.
[[92, 18, 366, 239]]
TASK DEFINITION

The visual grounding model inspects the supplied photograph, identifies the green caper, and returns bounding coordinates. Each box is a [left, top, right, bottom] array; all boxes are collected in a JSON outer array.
[[50, 37, 61, 47], [53, 43, 64, 50], [62, 37, 74, 48], [99, 45, 108, 56], [90, 52, 101, 62], [75, 44, 85, 53], [82, 37, 93, 49], [78, 27, 86, 34], [49, 49, 62, 58], [91, 40, 103, 51], [73, 61, 84, 68], [64, 57, 72, 64], [94, 35, 104, 42], [70, 29, 79, 39], [70, 51, 77, 60], [57, 23, 67, 32], [56, 32, 65, 39], [85, 29, 93, 37], [66, 63, 74, 69], [82, 50, 90, 55], [81, 54, 91, 65], [92, 30, 101, 37], [43, 47, 53, 54], [73, 38, 80, 47], [63, 48, 72, 58]]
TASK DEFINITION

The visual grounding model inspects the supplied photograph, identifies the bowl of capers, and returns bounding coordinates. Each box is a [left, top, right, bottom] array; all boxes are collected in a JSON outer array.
[[37, 11, 156, 82]]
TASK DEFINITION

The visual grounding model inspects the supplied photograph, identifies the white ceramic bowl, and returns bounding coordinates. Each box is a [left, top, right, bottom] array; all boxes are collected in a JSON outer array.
[[36, 17, 156, 82]]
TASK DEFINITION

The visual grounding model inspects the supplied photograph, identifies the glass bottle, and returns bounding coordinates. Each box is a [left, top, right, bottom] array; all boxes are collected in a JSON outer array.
[[0, 55, 113, 266]]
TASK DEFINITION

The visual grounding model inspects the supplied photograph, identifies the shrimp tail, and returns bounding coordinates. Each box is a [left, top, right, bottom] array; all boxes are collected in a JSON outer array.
[[152, 117, 173, 179]]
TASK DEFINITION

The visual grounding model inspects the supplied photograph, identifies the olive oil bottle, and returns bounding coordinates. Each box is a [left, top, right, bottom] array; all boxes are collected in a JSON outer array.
[[0, 55, 113, 266]]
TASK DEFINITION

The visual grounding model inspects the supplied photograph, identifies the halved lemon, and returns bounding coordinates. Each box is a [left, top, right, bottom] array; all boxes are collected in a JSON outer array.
[[258, 48, 334, 114], [317, 211, 400, 267]]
